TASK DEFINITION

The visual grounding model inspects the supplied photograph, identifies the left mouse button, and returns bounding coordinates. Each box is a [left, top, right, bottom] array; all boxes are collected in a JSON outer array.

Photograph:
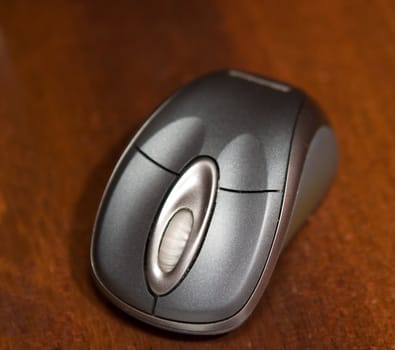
[[137, 116, 205, 172], [91, 149, 176, 313]]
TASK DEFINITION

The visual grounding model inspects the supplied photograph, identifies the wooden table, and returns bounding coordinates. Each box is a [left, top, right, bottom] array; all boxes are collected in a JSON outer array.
[[0, 1, 394, 349]]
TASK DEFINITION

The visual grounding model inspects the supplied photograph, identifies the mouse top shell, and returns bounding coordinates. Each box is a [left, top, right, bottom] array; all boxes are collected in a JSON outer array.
[[91, 70, 338, 335]]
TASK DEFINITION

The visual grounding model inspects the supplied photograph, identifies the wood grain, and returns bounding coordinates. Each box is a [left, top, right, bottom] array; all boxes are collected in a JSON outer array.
[[0, 0, 394, 349]]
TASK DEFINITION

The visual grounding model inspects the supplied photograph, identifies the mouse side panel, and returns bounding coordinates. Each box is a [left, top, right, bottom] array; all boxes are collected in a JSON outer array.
[[282, 125, 338, 246]]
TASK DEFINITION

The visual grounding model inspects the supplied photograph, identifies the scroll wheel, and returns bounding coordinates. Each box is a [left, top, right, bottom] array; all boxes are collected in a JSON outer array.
[[145, 156, 218, 296], [158, 209, 193, 273]]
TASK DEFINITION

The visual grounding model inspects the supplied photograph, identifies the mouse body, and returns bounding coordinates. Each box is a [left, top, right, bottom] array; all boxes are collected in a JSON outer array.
[[90, 70, 338, 335]]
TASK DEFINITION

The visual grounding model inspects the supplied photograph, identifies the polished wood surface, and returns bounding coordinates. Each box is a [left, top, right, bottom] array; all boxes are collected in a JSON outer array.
[[0, 1, 394, 349]]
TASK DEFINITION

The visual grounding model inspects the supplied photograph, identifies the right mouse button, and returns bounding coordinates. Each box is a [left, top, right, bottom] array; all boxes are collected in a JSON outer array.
[[154, 190, 282, 323]]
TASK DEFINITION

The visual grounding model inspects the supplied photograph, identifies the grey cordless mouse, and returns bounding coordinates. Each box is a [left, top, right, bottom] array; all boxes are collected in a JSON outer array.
[[90, 70, 338, 335]]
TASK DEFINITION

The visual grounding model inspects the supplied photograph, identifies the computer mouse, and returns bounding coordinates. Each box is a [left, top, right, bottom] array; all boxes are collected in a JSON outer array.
[[90, 70, 338, 335]]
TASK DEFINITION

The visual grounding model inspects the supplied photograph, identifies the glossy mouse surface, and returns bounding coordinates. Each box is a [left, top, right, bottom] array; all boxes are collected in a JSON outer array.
[[90, 70, 338, 335]]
